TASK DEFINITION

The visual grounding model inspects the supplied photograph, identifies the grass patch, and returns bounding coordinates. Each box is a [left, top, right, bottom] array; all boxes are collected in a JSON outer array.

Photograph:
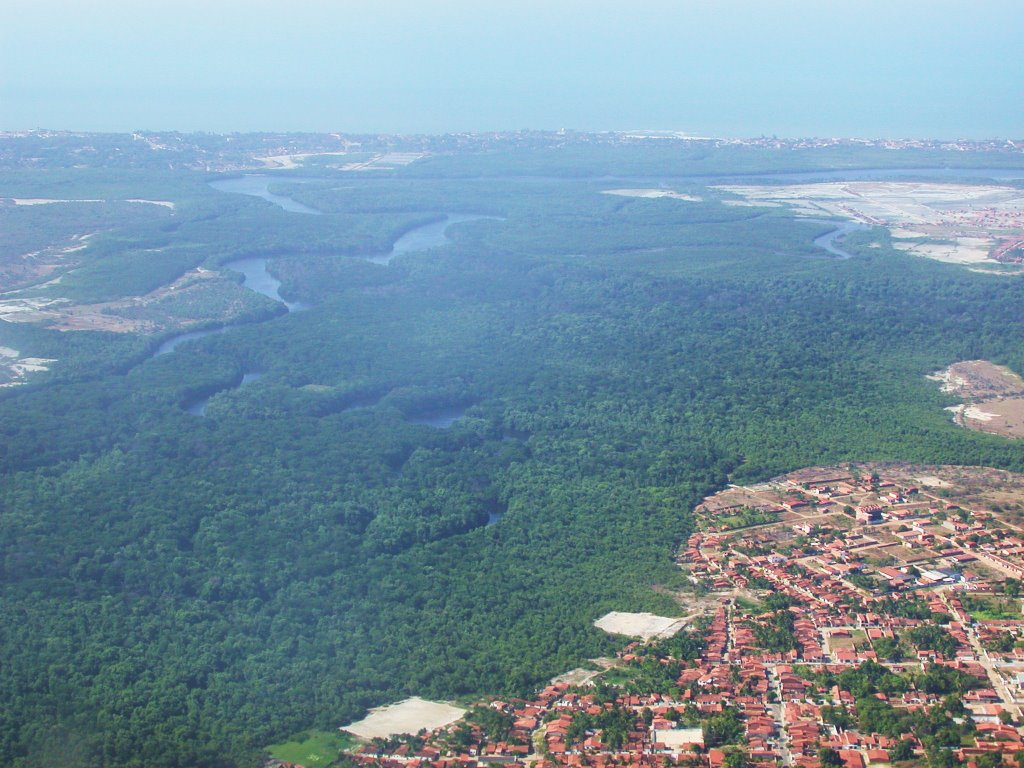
[[600, 667, 637, 686], [265, 730, 355, 767], [716, 508, 779, 530], [963, 596, 1021, 622], [735, 596, 765, 614], [971, 607, 1020, 621]]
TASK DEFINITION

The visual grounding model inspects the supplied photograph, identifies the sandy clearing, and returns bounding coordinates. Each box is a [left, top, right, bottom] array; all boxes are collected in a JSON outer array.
[[963, 405, 999, 422], [720, 199, 782, 207], [602, 188, 702, 202], [550, 667, 604, 686], [0, 267, 231, 334], [0, 348, 56, 388], [653, 728, 704, 751], [9, 198, 174, 209], [341, 152, 428, 171], [594, 611, 686, 640], [125, 199, 176, 209], [254, 152, 353, 169], [341, 697, 466, 739], [914, 475, 953, 488], [897, 238, 993, 264], [12, 198, 104, 205], [932, 361, 1024, 399], [958, 399, 1024, 438]]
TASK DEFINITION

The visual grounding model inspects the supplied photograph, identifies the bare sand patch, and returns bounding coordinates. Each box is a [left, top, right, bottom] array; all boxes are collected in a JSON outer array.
[[10, 198, 174, 209], [125, 199, 176, 209], [963, 405, 999, 422], [341, 697, 466, 739], [594, 611, 685, 640], [899, 239, 992, 264], [12, 198, 104, 205], [653, 728, 704, 752], [953, 399, 1024, 438], [0, 346, 56, 388], [255, 151, 353, 169], [602, 188, 702, 202], [914, 475, 952, 488], [720, 199, 782, 207], [341, 153, 428, 171], [551, 668, 603, 686]]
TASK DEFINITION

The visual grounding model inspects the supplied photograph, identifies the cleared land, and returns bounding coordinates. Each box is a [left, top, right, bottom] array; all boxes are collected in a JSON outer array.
[[11, 198, 175, 209], [652, 728, 704, 752], [0, 267, 264, 334], [0, 346, 56, 388], [930, 360, 1024, 438], [341, 697, 466, 740], [946, 400, 1024, 439], [593, 611, 686, 640], [715, 181, 1024, 268], [265, 730, 353, 768], [601, 188, 702, 202], [930, 360, 1024, 400]]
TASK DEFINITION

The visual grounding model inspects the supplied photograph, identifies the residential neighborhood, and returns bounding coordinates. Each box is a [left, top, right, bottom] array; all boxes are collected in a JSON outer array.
[[296, 465, 1024, 768]]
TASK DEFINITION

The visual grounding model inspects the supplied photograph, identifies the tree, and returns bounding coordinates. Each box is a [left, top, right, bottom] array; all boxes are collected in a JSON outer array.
[[873, 637, 904, 662], [889, 740, 915, 762], [724, 749, 753, 768], [819, 747, 844, 767]]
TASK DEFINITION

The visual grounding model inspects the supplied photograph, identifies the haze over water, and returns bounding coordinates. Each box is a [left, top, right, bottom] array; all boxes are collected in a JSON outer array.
[[2, 0, 1021, 138]]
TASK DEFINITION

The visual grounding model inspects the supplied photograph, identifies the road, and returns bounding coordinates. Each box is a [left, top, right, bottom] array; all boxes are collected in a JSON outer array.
[[938, 589, 1023, 720], [766, 665, 795, 767]]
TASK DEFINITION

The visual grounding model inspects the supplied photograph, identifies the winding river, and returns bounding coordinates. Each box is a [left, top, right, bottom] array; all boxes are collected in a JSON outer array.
[[207, 175, 322, 215], [370, 214, 499, 265], [171, 178, 495, 415], [175, 166, 1018, 409], [804, 219, 871, 260]]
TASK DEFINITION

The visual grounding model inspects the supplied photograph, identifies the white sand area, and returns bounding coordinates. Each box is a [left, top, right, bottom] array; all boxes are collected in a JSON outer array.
[[602, 188, 702, 202], [594, 611, 686, 640], [341, 697, 466, 739]]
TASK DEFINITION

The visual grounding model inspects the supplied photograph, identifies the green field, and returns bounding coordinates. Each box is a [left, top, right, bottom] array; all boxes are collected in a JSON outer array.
[[266, 730, 356, 767], [963, 596, 1022, 621]]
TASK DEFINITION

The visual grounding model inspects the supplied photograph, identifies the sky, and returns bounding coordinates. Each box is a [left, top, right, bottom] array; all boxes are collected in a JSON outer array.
[[2, 0, 1021, 139]]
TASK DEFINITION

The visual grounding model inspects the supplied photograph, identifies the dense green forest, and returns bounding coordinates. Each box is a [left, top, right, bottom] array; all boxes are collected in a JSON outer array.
[[2, 139, 1024, 767]]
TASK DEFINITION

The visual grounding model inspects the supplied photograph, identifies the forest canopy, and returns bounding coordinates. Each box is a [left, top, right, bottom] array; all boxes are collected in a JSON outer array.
[[2, 137, 1024, 767]]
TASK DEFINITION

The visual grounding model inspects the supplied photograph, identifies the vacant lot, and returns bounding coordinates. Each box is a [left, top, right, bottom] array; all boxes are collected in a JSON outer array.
[[594, 611, 686, 640], [265, 730, 354, 768], [341, 697, 466, 739]]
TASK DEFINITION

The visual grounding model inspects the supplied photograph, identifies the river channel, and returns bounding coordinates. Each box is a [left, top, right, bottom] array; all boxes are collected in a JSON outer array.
[[803, 219, 871, 260], [175, 167, 1020, 410], [169, 177, 495, 416]]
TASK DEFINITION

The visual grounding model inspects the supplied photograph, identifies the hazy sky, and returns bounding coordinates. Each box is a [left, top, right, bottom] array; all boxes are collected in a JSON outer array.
[[2, 0, 1021, 138]]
